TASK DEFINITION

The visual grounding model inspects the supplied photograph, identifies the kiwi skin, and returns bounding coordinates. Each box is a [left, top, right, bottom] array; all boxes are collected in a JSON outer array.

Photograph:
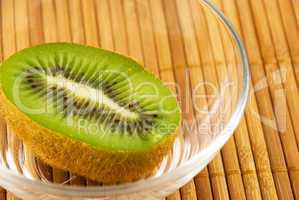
[[0, 89, 177, 184]]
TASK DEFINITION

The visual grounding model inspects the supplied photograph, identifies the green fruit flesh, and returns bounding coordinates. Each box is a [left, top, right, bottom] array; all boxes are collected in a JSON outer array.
[[0, 43, 180, 152]]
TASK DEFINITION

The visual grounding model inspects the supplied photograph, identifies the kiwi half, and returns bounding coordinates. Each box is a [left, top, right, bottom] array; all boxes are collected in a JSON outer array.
[[0, 43, 180, 184]]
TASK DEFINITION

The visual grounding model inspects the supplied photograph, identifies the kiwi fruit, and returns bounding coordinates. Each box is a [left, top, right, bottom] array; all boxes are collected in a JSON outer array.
[[0, 43, 180, 184]]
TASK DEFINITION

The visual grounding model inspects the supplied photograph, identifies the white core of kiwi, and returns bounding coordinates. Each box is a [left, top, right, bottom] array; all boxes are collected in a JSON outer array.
[[46, 74, 139, 120]]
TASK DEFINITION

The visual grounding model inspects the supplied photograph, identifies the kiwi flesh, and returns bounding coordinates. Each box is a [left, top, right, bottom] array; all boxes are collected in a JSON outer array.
[[0, 43, 180, 184]]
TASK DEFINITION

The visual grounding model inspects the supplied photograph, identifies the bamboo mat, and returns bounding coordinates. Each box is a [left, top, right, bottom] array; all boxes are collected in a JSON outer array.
[[0, 0, 299, 199]]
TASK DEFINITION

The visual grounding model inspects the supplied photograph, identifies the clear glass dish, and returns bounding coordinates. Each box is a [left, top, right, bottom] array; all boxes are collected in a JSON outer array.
[[0, 0, 249, 199]]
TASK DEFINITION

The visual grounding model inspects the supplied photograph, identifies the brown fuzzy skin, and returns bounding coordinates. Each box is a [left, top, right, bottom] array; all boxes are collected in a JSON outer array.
[[0, 90, 177, 184]]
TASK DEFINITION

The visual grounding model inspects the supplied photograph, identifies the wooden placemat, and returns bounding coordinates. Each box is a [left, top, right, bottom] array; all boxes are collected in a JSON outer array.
[[0, 0, 298, 199]]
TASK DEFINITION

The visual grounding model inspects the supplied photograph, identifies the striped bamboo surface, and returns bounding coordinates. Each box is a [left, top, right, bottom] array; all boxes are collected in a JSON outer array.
[[0, 0, 299, 199]]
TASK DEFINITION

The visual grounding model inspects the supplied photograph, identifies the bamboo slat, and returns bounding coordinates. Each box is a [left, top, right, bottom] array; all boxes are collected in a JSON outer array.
[[1, 0, 15, 59], [166, 191, 181, 200], [193, 168, 213, 200], [262, 0, 299, 147], [54, 0, 71, 42], [5, 193, 20, 200], [293, 0, 299, 26], [208, 0, 279, 199], [81, 0, 99, 47], [227, 1, 290, 198], [276, 0, 299, 85], [237, 0, 299, 198], [94, 0, 114, 51], [1, 1, 21, 199], [228, 0, 296, 199], [177, 0, 244, 199], [28, 0, 44, 45], [162, 0, 224, 199], [0, 189, 5, 200], [249, 0, 299, 165], [14, 0, 30, 50], [109, 0, 128, 55], [41, 0, 56, 42], [195, 2, 262, 198], [217, 1, 276, 199], [68, 0, 85, 44], [135, 0, 159, 75], [174, 1, 234, 199], [124, 0, 143, 64]]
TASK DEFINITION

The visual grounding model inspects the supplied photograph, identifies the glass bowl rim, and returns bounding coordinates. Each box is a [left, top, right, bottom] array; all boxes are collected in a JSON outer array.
[[0, 0, 250, 197]]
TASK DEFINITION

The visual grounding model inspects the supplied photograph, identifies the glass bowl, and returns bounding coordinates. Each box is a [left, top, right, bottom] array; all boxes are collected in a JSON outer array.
[[0, 0, 249, 199]]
